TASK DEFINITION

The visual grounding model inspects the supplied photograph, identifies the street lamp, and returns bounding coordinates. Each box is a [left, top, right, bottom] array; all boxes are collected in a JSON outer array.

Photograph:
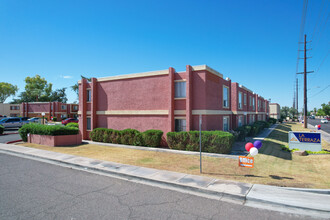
[[42, 112, 45, 125]]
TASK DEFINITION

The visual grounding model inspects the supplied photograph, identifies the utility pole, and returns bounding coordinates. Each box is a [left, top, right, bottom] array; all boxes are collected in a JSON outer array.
[[297, 34, 313, 128], [296, 78, 298, 113]]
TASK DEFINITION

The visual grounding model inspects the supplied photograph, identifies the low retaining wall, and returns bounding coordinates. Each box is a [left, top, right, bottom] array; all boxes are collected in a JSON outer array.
[[28, 134, 82, 146]]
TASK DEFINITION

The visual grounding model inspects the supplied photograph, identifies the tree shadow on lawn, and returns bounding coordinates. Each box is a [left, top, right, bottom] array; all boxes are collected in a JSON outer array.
[[258, 139, 292, 160]]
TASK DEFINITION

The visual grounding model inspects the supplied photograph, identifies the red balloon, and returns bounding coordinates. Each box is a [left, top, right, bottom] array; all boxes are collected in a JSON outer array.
[[245, 142, 254, 152], [318, 125, 321, 128]]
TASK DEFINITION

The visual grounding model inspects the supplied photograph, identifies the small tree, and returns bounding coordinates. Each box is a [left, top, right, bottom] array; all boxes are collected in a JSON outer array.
[[0, 82, 18, 103]]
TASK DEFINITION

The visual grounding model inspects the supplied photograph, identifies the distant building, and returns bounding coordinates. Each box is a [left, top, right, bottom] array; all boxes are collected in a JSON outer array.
[[269, 103, 281, 119], [21, 102, 79, 120], [0, 103, 21, 117]]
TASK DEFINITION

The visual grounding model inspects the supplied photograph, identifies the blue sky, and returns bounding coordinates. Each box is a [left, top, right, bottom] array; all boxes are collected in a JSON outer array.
[[0, 0, 329, 111]]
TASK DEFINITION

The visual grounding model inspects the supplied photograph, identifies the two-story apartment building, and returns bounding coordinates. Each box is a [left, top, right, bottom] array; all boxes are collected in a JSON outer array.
[[0, 103, 21, 117], [78, 65, 234, 140], [21, 102, 79, 120]]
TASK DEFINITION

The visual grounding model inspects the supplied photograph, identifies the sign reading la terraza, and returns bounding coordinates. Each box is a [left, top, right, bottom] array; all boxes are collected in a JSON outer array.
[[288, 131, 322, 152]]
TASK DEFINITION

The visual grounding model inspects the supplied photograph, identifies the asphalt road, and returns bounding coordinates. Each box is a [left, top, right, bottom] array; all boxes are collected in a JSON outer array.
[[0, 128, 20, 143], [0, 153, 311, 220], [307, 118, 330, 134]]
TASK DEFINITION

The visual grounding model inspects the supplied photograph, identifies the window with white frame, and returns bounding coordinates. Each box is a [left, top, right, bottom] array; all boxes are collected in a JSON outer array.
[[175, 119, 186, 132], [223, 116, 229, 131], [249, 115, 253, 124], [253, 97, 255, 110], [87, 117, 91, 130], [73, 105, 78, 110], [249, 96, 252, 106], [174, 82, 186, 98], [238, 116, 243, 127], [61, 105, 66, 110], [223, 86, 229, 108], [238, 92, 242, 109], [87, 89, 91, 102], [244, 94, 247, 105]]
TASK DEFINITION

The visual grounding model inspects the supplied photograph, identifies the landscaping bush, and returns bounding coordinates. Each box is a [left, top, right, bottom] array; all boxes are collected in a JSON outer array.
[[19, 123, 79, 142], [103, 129, 122, 144], [142, 129, 163, 147], [66, 122, 79, 128], [90, 127, 164, 147], [52, 117, 57, 122], [120, 129, 144, 146], [89, 128, 107, 142], [0, 125, 4, 135], [167, 130, 234, 154], [268, 118, 277, 124], [234, 126, 248, 141]]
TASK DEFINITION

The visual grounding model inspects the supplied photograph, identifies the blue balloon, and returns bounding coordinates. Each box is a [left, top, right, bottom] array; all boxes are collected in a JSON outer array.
[[254, 140, 262, 149]]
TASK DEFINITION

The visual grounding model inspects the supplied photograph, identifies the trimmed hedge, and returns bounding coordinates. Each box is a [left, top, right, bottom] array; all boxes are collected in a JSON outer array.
[[66, 122, 79, 128], [89, 128, 163, 147], [234, 121, 270, 141], [0, 125, 4, 135], [19, 123, 79, 142], [268, 118, 277, 124], [167, 131, 234, 154], [143, 130, 164, 147]]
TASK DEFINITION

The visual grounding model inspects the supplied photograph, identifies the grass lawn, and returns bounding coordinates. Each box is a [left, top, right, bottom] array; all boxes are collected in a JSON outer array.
[[18, 122, 330, 189]]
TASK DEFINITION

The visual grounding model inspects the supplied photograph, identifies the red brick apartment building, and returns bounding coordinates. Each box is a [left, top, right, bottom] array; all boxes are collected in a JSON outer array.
[[21, 102, 79, 120], [230, 83, 269, 130], [78, 65, 271, 140]]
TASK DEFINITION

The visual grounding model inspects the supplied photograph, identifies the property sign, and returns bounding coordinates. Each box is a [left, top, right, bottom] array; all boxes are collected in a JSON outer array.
[[288, 131, 322, 151], [238, 156, 254, 168]]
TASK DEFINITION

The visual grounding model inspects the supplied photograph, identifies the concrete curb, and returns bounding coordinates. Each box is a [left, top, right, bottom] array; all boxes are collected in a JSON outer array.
[[6, 139, 23, 144]]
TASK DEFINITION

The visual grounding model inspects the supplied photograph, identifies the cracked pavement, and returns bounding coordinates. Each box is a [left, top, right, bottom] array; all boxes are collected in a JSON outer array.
[[0, 153, 313, 220]]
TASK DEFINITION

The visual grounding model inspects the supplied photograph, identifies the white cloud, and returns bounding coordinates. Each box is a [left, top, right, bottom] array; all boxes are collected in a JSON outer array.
[[63, 75, 73, 79]]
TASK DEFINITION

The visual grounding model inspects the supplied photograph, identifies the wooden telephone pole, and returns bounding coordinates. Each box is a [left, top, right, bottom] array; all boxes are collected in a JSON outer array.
[[297, 34, 313, 128]]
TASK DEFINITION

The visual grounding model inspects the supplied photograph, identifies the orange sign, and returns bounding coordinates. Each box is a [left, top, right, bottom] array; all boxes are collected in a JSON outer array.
[[238, 156, 254, 168]]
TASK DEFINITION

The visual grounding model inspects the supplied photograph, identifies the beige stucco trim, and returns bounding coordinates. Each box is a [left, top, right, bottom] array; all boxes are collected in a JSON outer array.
[[86, 111, 91, 115], [192, 110, 233, 115], [174, 116, 186, 120], [192, 65, 223, 78], [174, 97, 186, 100], [96, 110, 169, 115], [174, 79, 186, 82], [174, 110, 186, 115], [78, 111, 82, 115], [238, 84, 253, 93], [94, 69, 169, 83], [232, 111, 260, 115]]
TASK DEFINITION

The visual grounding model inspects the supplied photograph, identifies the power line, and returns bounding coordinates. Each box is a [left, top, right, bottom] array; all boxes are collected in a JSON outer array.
[[308, 84, 330, 98], [296, 0, 309, 74], [311, 0, 326, 40]]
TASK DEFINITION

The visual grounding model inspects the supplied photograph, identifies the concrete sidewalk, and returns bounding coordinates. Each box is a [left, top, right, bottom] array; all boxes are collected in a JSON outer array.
[[231, 123, 278, 155], [0, 143, 329, 218]]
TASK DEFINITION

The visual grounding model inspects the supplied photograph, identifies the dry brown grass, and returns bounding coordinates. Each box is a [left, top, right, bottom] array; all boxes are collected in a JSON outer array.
[[18, 122, 330, 189]]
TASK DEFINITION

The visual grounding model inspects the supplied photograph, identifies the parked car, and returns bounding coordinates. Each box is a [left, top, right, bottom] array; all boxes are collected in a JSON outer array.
[[321, 118, 328, 124], [309, 115, 315, 119], [62, 118, 79, 125], [28, 117, 40, 123], [0, 117, 24, 128]]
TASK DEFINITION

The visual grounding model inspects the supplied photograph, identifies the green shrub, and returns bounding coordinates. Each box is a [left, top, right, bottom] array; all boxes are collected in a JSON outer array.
[[234, 126, 248, 141], [0, 125, 4, 135], [89, 128, 107, 142], [103, 129, 122, 144], [66, 122, 79, 128], [167, 130, 234, 154], [268, 118, 277, 124], [52, 117, 57, 122], [19, 123, 79, 142], [120, 129, 144, 146], [142, 129, 163, 147]]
